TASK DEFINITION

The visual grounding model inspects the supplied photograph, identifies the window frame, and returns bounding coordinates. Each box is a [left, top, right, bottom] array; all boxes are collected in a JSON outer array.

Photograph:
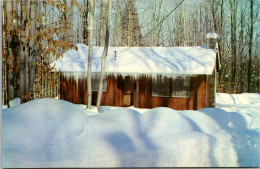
[[151, 75, 191, 98], [151, 75, 170, 97], [171, 77, 191, 98], [91, 73, 108, 92]]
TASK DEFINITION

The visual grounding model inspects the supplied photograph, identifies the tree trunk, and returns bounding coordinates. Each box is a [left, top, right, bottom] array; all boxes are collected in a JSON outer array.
[[115, 0, 121, 46], [127, 1, 131, 46], [5, 0, 14, 107], [100, 0, 104, 46], [25, 0, 30, 100], [230, 0, 237, 93], [20, 0, 27, 103], [64, 0, 69, 41], [96, 0, 112, 112], [83, 0, 89, 44], [29, 0, 37, 100], [70, 0, 74, 42], [12, 0, 20, 99], [248, 0, 253, 92], [87, 0, 94, 109]]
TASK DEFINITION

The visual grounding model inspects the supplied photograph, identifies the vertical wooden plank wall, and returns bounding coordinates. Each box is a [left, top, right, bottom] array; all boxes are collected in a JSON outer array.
[[60, 74, 210, 110], [134, 75, 209, 110], [60, 74, 134, 107]]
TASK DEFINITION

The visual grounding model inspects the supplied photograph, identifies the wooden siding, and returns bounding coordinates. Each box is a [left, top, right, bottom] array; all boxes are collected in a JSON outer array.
[[60, 74, 210, 110], [60, 75, 134, 107], [134, 75, 210, 110]]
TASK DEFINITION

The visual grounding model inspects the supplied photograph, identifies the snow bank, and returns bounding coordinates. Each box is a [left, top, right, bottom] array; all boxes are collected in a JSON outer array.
[[51, 43, 217, 75], [9, 98, 21, 107], [2, 105, 8, 109], [2, 98, 22, 109], [216, 93, 260, 129], [215, 93, 260, 167], [216, 93, 260, 105], [100, 105, 149, 114], [2, 97, 260, 167], [2, 99, 88, 167]]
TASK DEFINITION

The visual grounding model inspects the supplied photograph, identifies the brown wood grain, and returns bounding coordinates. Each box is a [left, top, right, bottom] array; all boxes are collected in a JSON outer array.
[[60, 74, 210, 110]]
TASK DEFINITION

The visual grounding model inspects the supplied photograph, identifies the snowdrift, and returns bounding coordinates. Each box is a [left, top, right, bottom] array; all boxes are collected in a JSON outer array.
[[2, 96, 260, 167], [216, 93, 260, 105], [216, 93, 260, 129]]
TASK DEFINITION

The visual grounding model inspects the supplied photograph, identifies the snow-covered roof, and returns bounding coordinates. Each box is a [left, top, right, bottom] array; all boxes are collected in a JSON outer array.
[[51, 43, 217, 76]]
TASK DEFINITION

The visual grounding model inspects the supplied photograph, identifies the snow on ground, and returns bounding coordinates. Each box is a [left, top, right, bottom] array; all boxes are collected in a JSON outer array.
[[216, 93, 260, 129], [2, 98, 21, 109], [2, 93, 260, 167], [9, 98, 21, 108]]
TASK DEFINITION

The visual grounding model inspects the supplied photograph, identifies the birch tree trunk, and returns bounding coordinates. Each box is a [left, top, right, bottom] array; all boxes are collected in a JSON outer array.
[[96, 0, 112, 112], [87, 0, 94, 109]]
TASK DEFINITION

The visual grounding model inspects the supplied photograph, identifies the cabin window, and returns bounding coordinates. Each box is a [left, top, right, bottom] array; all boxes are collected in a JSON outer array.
[[171, 77, 190, 97], [152, 76, 191, 98], [92, 74, 107, 92], [152, 76, 170, 97]]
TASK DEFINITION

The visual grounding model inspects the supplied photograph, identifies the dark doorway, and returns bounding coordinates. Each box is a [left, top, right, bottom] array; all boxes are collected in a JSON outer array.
[[123, 76, 134, 106]]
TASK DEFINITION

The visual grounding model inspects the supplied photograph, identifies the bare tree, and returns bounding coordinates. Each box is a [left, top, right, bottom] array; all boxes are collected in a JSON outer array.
[[248, 0, 254, 92], [121, 0, 142, 46], [70, 0, 74, 42], [19, 0, 29, 103], [96, 0, 112, 112], [87, 0, 94, 109], [5, 0, 14, 107], [99, 0, 105, 46], [230, 0, 238, 92], [28, 0, 37, 100], [83, 0, 89, 44]]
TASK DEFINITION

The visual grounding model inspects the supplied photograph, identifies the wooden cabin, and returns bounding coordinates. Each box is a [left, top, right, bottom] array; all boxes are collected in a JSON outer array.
[[53, 33, 220, 110]]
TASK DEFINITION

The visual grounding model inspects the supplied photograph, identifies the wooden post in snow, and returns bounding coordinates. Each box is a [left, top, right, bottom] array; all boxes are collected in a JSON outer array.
[[96, 0, 112, 112], [87, 0, 94, 109]]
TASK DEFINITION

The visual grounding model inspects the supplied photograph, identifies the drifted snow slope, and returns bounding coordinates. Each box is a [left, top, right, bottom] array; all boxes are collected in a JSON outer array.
[[2, 95, 260, 167]]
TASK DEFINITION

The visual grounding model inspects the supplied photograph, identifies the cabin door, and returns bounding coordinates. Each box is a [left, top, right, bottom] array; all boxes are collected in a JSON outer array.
[[123, 76, 134, 106]]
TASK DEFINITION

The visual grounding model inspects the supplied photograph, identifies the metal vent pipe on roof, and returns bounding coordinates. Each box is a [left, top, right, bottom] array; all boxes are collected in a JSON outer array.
[[206, 32, 218, 49]]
